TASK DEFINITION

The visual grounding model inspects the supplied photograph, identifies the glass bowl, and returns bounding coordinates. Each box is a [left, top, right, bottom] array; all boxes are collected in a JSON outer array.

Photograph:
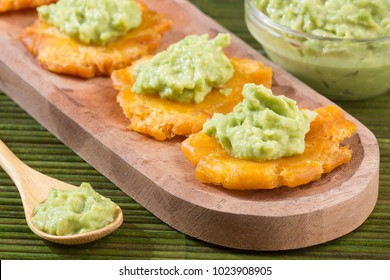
[[244, 0, 390, 100]]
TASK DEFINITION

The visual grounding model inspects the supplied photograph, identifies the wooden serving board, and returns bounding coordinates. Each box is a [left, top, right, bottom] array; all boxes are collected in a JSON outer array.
[[0, 0, 379, 251]]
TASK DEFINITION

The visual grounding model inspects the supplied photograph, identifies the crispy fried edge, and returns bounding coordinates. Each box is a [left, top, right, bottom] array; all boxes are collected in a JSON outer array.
[[112, 57, 273, 140], [18, 1, 172, 78], [181, 105, 357, 190], [0, 0, 57, 12]]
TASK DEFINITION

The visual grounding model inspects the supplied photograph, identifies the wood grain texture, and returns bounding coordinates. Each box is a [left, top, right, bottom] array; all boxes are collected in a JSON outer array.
[[0, 0, 379, 250]]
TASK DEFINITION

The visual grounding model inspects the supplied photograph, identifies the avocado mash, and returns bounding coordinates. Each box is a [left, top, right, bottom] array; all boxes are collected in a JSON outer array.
[[246, 0, 390, 100], [203, 84, 317, 161], [131, 33, 234, 104], [32, 183, 118, 236], [255, 0, 390, 39], [38, 0, 142, 45]]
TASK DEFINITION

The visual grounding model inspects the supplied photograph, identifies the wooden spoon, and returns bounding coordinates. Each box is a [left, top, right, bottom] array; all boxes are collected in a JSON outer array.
[[0, 139, 123, 245]]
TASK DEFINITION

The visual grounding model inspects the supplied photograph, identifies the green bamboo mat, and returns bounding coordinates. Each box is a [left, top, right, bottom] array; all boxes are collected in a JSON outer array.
[[0, 0, 389, 260]]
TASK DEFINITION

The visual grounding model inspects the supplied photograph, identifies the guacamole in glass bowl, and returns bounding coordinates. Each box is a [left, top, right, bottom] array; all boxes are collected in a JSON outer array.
[[245, 0, 390, 100]]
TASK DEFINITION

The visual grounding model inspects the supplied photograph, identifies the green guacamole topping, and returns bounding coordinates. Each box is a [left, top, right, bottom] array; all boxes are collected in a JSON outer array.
[[131, 33, 234, 104], [255, 0, 390, 39], [32, 183, 118, 236], [38, 0, 142, 45], [203, 84, 317, 161]]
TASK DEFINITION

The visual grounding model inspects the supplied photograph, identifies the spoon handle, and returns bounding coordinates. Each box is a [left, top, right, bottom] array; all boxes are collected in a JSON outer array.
[[0, 139, 40, 214], [0, 139, 33, 189], [0, 139, 48, 210], [0, 139, 69, 215]]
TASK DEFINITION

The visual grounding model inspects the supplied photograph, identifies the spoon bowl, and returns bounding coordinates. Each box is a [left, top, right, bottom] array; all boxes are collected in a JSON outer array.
[[0, 139, 123, 245]]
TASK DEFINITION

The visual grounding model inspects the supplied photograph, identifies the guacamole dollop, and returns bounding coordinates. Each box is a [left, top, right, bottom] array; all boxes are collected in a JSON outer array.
[[255, 0, 390, 39], [32, 183, 118, 236], [203, 84, 317, 161], [38, 0, 142, 45], [131, 33, 234, 104]]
